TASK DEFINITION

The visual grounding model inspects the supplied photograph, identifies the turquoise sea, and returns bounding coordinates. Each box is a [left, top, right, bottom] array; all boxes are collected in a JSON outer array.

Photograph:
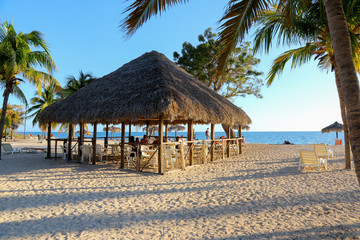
[[25, 131, 344, 145]]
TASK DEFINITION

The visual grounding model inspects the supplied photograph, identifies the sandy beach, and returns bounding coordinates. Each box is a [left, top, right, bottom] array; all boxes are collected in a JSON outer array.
[[1, 139, 360, 239]]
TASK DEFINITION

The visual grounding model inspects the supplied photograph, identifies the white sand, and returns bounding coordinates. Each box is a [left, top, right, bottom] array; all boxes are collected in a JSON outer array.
[[1, 140, 360, 239]]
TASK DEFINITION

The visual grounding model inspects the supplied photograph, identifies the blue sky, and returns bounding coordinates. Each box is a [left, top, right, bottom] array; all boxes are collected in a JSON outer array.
[[0, 0, 342, 132]]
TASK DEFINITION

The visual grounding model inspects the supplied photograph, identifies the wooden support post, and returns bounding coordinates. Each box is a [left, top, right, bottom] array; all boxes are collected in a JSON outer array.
[[158, 116, 164, 174], [78, 123, 83, 158], [68, 124, 73, 161], [128, 122, 131, 139], [222, 139, 225, 159], [136, 143, 140, 172], [47, 122, 51, 159], [210, 123, 215, 162], [202, 140, 207, 164], [92, 122, 97, 165], [165, 123, 168, 142], [120, 122, 125, 168], [55, 139, 58, 161], [180, 141, 185, 170], [238, 124, 242, 154], [146, 121, 149, 136], [188, 120, 193, 165], [105, 123, 109, 149], [227, 127, 231, 158]]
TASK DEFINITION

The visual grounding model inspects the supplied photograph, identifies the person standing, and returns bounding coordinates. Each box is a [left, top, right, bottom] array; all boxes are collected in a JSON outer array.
[[205, 128, 210, 140]]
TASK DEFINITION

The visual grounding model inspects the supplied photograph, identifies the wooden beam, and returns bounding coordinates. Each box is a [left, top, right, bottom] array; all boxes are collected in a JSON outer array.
[[188, 120, 193, 165], [78, 123, 83, 159], [105, 123, 109, 149], [210, 123, 215, 162], [128, 122, 131, 139], [68, 124, 73, 161], [239, 124, 242, 155], [180, 141, 185, 170], [120, 122, 125, 168], [46, 122, 51, 159], [202, 140, 207, 164], [165, 123, 168, 142], [158, 115, 164, 174], [92, 122, 97, 165], [227, 126, 230, 158]]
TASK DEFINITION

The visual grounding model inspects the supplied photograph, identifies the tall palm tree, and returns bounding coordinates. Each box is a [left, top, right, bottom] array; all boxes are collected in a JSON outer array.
[[62, 71, 97, 137], [27, 84, 62, 132], [252, 1, 360, 169], [0, 22, 58, 158], [121, 0, 360, 184], [63, 71, 97, 97]]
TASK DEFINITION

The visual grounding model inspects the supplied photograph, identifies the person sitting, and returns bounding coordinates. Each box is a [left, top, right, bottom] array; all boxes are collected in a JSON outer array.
[[180, 135, 185, 142], [283, 140, 292, 145], [140, 135, 149, 144], [153, 136, 159, 144], [129, 136, 137, 157]]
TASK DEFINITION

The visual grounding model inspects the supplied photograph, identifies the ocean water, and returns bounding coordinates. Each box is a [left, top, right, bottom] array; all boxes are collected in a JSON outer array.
[[24, 131, 343, 145]]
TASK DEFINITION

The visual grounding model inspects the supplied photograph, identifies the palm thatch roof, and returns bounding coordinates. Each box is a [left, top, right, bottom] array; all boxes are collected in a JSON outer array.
[[168, 125, 186, 132], [321, 121, 343, 133], [39, 51, 251, 126]]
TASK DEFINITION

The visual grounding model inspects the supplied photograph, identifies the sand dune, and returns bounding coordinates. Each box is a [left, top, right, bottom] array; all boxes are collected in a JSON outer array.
[[0, 140, 359, 239]]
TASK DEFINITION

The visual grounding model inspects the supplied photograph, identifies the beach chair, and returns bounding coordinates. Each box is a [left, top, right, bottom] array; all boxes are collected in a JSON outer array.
[[299, 150, 325, 172], [1, 143, 20, 154], [313, 144, 330, 168], [80, 145, 92, 163], [125, 146, 137, 167], [163, 149, 176, 169], [96, 144, 107, 162]]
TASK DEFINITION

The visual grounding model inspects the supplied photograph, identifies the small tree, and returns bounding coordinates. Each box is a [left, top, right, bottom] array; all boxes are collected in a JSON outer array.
[[174, 28, 264, 137], [174, 28, 264, 100], [0, 104, 25, 140]]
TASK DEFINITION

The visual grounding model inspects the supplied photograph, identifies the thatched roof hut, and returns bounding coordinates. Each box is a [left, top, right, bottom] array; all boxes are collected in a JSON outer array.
[[39, 51, 251, 126]]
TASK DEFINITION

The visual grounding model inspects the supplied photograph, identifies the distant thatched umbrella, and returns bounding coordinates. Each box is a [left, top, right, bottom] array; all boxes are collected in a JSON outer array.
[[168, 125, 186, 136], [76, 130, 92, 136], [142, 126, 158, 132], [103, 126, 121, 138], [233, 124, 250, 131], [38, 51, 251, 127], [321, 121, 343, 138]]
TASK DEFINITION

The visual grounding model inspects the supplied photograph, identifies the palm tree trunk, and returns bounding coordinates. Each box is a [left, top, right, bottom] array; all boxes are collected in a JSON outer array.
[[0, 86, 12, 160], [334, 66, 352, 169], [221, 124, 237, 138], [324, 0, 360, 182]]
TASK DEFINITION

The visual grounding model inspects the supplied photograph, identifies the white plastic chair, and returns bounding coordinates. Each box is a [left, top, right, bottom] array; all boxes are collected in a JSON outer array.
[[126, 146, 137, 167], [163, 149, 176, 169], [60, 144, 67, 160], [96, 144, 107, 162], [80, 145, 92, 163]]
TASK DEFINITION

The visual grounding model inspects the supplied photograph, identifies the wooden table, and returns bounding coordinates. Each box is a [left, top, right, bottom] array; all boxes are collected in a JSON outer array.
[[108, 144, 120, 154]]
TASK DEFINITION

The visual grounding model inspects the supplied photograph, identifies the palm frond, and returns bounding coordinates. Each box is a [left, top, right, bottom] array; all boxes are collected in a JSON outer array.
[[121, 0, 189, 38], [216, 0, 269, 74], [12, 85, 28, 106], [267, 44, 317, 85]]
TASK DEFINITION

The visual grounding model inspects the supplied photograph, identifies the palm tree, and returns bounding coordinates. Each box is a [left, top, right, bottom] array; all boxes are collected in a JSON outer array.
[[252, 1, 360, 169], [63, 71, 97, 97], [27, 84, 62, 133], [0, 21, 58, 158], [62, 71, 97, 137], [121, 0, 360, 184]]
